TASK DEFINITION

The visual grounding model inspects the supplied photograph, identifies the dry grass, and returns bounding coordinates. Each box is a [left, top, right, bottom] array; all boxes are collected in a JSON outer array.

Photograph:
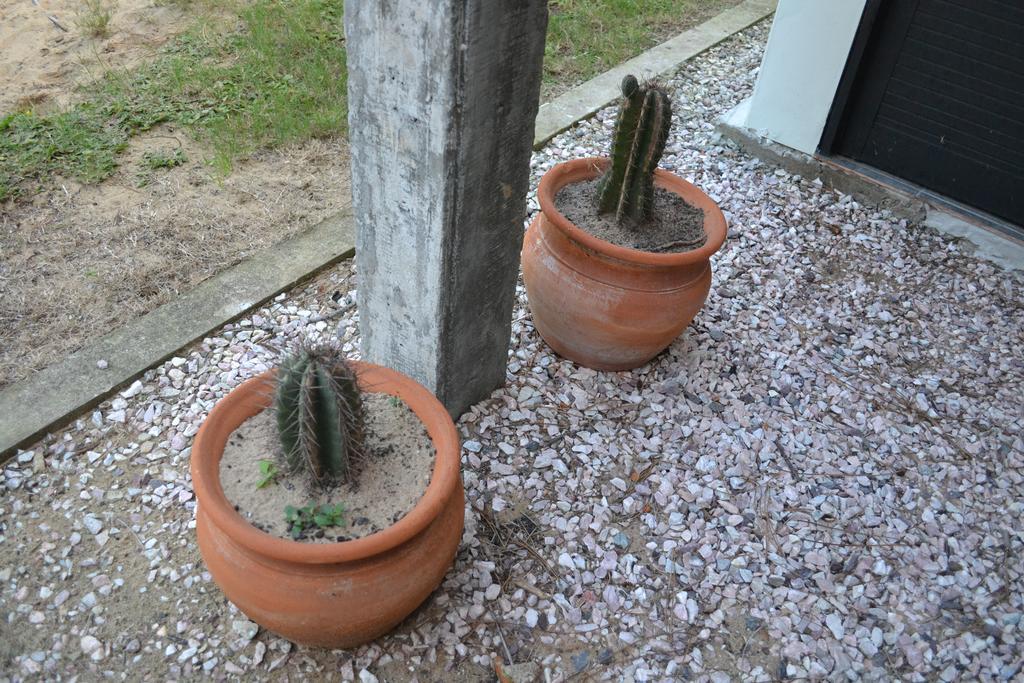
[[0, 132, 351, 388], [75, 0, 117, 38]]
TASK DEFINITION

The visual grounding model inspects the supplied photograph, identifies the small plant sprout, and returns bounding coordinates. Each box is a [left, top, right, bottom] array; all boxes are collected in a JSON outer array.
[[136, 149, 188, 187], [284, 503, 345, 540], [255, 460, 278, 489], [275, 341, 367, 488], [597, 74, 672, 228], [76, 0, 116, 39], [143, 148, 187, 171]]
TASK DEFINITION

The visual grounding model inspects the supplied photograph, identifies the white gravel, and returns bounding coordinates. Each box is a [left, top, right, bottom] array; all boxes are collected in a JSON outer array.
[[3, 19, 1024, 682]]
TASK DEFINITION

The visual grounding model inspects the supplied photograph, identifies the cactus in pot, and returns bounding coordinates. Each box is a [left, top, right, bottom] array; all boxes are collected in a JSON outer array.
[[596, 75, 672, 228], [190, 338, 467, 648], [275, 342, 366, 488]]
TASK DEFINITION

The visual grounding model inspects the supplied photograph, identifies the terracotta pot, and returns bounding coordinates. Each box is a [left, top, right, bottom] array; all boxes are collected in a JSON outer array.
[[190, 362, 464, 649], [522, 157, 727, 370]]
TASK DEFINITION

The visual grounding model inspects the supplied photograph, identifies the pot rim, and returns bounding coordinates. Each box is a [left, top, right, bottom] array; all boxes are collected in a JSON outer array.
[[190, 362, 461, 565], [537, 157, 728, 266]]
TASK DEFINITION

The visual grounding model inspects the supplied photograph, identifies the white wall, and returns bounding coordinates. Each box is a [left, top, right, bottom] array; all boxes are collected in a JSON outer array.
[[738, 0, 867, 154]]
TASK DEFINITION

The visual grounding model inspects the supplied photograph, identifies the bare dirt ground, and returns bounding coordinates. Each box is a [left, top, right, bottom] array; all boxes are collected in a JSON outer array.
[[0, 128, 352, 389], [0, 0, 190, 114]]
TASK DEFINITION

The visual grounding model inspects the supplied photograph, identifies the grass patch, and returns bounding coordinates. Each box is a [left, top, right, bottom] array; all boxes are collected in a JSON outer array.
[[1, 0, 737, 202], [143, 148, 188, 171], [0, 107, 127, 196], [0, 0, 346, 201], [135, 147, 188, 187], [543, 0, 741, 97]]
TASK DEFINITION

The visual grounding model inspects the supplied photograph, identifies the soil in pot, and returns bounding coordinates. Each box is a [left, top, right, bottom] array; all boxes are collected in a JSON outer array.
[[218, 393, 433, 543], [555, 178, 706, 253]]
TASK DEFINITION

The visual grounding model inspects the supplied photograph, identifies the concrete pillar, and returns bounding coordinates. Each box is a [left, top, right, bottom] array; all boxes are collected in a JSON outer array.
[[344, 1, 548, 416]]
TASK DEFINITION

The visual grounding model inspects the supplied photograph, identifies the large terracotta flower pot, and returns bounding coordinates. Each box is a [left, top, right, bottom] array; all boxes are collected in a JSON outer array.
[[190, 362, 464, 649], [522, 157, 727, 371]]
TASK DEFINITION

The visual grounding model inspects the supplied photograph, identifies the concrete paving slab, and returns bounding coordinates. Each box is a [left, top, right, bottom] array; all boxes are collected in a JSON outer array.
[[925, 210, 1024, 272]]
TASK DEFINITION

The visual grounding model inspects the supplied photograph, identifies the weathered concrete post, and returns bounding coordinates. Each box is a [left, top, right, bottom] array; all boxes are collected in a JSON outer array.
[[344, 1, 548, 416]]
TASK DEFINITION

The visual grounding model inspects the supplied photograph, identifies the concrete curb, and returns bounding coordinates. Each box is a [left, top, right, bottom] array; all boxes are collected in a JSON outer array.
[[718, 101, 1024, 271], [717, 104, 928, 223], [0, 211, 355, 459], [533, 0, 777, 148], [1, 3, 776, 460]]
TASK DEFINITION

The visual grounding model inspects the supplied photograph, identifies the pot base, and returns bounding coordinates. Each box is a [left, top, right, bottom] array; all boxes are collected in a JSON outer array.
[[196, 480, 464, 648]]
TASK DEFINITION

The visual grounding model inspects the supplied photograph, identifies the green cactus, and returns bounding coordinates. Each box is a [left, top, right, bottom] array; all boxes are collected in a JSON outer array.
[[597, 75, 672, 227], [275, 342, 366, 488]]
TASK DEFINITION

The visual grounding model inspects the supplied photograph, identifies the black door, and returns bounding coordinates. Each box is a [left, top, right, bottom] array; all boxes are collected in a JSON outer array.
[[825, 0, 1024, 227]]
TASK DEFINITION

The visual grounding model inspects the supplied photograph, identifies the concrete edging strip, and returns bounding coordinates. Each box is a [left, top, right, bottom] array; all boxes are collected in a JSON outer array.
[[533, 0, 777, 148], [0, 1, 776, 459], [0, 211, 355, 459]]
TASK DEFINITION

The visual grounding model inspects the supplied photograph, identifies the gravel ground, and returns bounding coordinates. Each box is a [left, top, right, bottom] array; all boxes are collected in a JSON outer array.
[[4, 19, 1024, 682]]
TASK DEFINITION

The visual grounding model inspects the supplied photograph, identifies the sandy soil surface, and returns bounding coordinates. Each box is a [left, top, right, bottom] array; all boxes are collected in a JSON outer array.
[[0, 0, 191, 114], [0, 128, 352, 389], [221, 394, 434, 542], [556, 177, 707, 253]]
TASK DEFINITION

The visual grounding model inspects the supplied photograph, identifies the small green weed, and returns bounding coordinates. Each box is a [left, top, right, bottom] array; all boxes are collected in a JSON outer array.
[[256, 460, 279, 489], [136, 148, 187, 186], [76, 0, 117, 39], [388, 395, 402, 408], [143, 148, 187, 171], [284, 503, 346, 540]]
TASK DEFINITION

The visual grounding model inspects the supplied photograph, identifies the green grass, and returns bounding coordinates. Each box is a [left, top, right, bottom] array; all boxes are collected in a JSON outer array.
[[142, 148, 188, 171], [1, 0, 731, 202], [0, 107, 126, 197], [0, 0, 345, 201], [135, 148, 188, 187], [544, 0, 737, 95]]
